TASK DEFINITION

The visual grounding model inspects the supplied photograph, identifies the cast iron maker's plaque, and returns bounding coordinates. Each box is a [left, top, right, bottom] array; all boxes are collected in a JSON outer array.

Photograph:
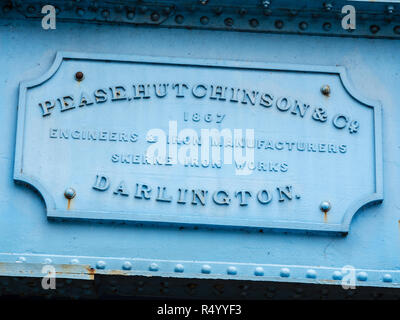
[[14, 52, 383, 233]]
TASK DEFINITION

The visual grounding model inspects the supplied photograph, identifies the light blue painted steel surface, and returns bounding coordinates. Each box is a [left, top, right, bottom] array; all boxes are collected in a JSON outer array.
[[0, 1, 399, 288], [14, 52, 383, 233]]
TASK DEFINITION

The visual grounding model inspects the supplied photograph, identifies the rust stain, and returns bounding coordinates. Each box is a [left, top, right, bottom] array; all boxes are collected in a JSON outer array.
[[86, 266, 96, 280], [86, 266, 96, 275], [324, 212, 328, 223], [105, 270, 129, 276], [67, 199, 71, 210]]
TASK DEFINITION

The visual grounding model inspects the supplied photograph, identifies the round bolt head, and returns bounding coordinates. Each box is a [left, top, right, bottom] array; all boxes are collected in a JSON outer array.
[[75, 71, 84, 81], [324, 3, 333, 11], [321, 85, 330, 96], [383, 274, 392, 282], [200, 16, 209, 25], [201, 264, 212, 274], [102, 10, 110, 18], [262, 0, 270, 8], [175, 15, 184, 24], [64, 188, 76, 200], [323, 22, 332, 31], [249, 19, 259, 28], [299, 21, 308, 30], [332, 271, 342, 280], [126, 11, 135, 20], [224, 17, 234, 27], [254, 267, 264, 276], [227, 266, 237, 275], [320, 201, 331, 213], [275, 20, 284, 29], [280, 267, 290, 277], [370, 25, 380, 34], [174, 264, 184, 273], [149, 263, 159, 271], [151, 11, 160, 21], [306, 269, 317, 279], [357, 271, 368, 281]]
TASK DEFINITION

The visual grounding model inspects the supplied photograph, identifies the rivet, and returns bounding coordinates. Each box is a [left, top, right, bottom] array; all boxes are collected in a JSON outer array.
[[151, 11, 160, 22], [43, 258, 52, 264], [387, 5, 395, 15], [64, 188, 76, 200], [306, 269, 317, 279], [224, 17, 234, 27], [122, 261, 132, 270], [370, 25, 380, 34], [324, 3, 333, 12], [394, 26, 400, 34], [299, 21, 308, 30], [70, 259, 79, 264], [249, 19, 259, 28], [76, 8, 85, 17], [199, 0, 209, 5], [101, 9, 110, 18], [239, 8, 247, 16], [383, 274, 392, 282], [280, 267, 290, 277], [96, 261, 106, 269], [274, 20, 284, 29], [332, 271, 342, 280], [254, 267, 264, 276], [214, 7, 223, 15], [174, 264, 184, 273], [227, 266, 237, 275], [262, 0, 270, 8], [320, 201, 331, 213], [175, 14, 184, 24], [320, 85, 330, 96], [201, 264, 211, 274], [200, 16, 209, 25], [16, 257, 26, 263], [75, 71, 84, 81], [357, 271, 368, 281], [149, 263, 159, 271], [126, 11, 135, 20], [323, 22, 331, 31]]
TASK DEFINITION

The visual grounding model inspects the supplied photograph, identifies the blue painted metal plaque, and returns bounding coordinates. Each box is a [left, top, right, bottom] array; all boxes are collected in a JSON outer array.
[[14, 52, 383, 233]]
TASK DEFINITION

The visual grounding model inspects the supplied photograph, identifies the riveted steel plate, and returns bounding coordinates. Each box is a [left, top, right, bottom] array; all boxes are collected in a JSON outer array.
[[14, 52, 383, 233]]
